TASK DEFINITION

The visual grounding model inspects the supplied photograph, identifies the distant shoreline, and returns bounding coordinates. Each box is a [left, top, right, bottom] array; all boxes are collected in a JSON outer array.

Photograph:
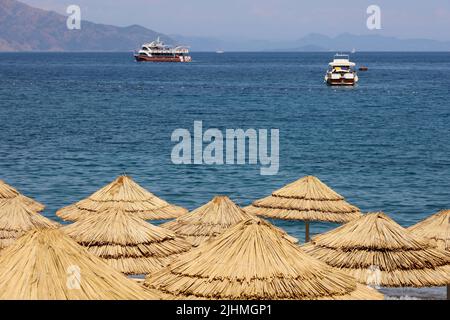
[[1, 51, 449, 53]]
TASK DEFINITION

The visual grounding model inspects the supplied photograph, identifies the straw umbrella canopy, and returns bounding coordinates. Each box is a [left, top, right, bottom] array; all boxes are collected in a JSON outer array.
[[161, 196, 260, 247], [0, 179, 44, 212], [162, 195, 298, 247], [245, 176, 361, 242], [62, 205, 192, 275], [0, 198, 59, 249], [302, 212, 450, 288], [0, 228, 162, 300], [408, 210, 449, 251], [56, 175, 187, 222], [408, 210, 450, 299], [145, 217, 383, 300]]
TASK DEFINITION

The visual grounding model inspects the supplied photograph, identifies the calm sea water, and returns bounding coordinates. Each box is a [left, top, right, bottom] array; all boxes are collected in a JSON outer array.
[[1, 52, 450, 244]]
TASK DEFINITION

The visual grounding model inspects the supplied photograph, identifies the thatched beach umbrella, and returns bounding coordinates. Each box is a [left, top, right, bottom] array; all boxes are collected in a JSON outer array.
[[62, 205, 191, 275], [408, 210, 449, 251], [0, 179, 44, 212], [408, 210, 450, 299], [245, 176, 361, 242], [56, 175, 187, 221], [0, 198, 59, 249], [145, 217, 383, 300], [161, 196, 258, 247], [0, 228, 162, 300], [303, 212, 450, 290]]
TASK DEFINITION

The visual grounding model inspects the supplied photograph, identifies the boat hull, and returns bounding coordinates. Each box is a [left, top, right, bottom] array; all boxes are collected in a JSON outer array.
[[134, 55, 191, 62], [325, 73, 358, 86], [326, 78, 357, 86]]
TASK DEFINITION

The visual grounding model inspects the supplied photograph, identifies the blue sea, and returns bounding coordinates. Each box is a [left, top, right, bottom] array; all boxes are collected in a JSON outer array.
[[1, 52, 450, 239], [1, 52, 449, 299]]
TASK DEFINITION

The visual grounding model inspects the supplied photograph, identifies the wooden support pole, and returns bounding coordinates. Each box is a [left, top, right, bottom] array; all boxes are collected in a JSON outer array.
[[305, 221, 310, 243]]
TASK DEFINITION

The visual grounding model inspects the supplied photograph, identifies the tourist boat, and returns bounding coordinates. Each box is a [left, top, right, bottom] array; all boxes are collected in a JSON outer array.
[[134, 37, 192, 62], [324, 54, 359, 86]]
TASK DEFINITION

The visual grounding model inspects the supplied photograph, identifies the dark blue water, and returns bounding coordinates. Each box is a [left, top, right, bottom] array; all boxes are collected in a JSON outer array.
[[1, 52, 450, 242]]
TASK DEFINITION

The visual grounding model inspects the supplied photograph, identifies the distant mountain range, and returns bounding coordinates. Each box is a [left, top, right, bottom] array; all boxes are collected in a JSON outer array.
[[289, 33, 450, 52], [173, 33, 450, 52], [0, 0, 173, 51], [1, 0, 450, 52]]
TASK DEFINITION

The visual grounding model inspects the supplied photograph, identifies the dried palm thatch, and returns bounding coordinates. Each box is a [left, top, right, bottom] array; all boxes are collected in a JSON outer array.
[[0, 179, 45, 212], [408, 210, 450, 299], [244, 176, 361, 241], [302, 212, 450, 288], [0, 198, 59, 249], [56, 175, 187, 221], [145, 217, 383, 300], [161, 196, 258, 247], [408, 210, 450, 251], [245, 176, 361, 223], [62, 205, 191, 275], [0, 228, 162, 300]]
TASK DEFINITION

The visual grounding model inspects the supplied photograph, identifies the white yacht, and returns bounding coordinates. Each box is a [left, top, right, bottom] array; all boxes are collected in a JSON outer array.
[[324, 54, 359, 86]]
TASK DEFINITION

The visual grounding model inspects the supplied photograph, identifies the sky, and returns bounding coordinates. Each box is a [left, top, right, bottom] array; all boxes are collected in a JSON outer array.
[[20, 0, 450, 41]]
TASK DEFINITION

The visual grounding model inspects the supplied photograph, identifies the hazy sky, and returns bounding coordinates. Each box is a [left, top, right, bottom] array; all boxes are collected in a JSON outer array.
[[21, 0, 450, 41]]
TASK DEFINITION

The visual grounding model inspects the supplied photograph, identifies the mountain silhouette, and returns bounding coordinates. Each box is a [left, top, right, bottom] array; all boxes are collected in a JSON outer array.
[[0, 0, 173, 51]]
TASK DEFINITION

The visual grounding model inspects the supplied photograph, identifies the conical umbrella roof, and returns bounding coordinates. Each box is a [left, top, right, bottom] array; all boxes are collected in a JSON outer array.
[[62, 205, 191, 275], [161, 196, 258, 247], [0, 198, 59, 249], [0, 179, 45, 213], [56, 175, 187, 221], [145, 218, 383, 300], [408, 210, 450, 251], [0, 228, 162, 300], [302, 212, 450, 287], [245, 176, 361, 223]]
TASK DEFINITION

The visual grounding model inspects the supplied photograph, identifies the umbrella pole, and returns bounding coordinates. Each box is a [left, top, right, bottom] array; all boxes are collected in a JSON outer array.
[[447, 284, 449, 300], [305, 221, 310, 243]]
